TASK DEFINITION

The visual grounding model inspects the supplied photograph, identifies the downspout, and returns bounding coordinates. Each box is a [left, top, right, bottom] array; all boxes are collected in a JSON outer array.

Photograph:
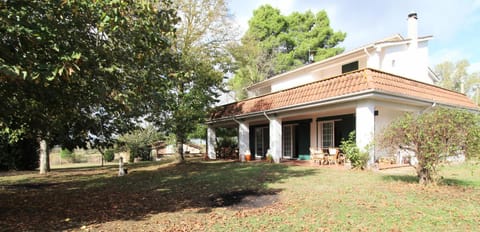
[[421, 102, 437, 113], [232, 117, 241, 125], [263, 111, 272, 121]]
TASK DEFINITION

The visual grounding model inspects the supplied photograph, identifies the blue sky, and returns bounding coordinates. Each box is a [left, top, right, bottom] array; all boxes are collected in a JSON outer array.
[[226, 0, 480, 72]]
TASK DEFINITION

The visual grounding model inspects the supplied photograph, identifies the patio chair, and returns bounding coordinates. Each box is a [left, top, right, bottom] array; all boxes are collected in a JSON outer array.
[[309, 147, 325, 165], [327, 147, 338, 165]]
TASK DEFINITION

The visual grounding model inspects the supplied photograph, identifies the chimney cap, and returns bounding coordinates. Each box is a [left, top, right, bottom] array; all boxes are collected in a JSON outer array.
[[408, 12, 418, 19]]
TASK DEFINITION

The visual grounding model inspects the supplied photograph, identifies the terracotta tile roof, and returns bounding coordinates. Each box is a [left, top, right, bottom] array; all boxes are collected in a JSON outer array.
[[210, 69, 478, 120]]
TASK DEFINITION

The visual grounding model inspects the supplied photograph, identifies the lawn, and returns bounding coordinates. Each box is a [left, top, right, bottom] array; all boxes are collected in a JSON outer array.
[[0, 158, 479, 231]]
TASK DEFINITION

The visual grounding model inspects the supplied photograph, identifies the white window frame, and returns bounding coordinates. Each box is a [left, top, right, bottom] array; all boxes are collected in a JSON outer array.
[[317, 121, 335, 149], [282, 124, 295, 158]]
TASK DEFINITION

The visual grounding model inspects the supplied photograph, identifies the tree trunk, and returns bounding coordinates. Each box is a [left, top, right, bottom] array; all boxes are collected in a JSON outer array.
[[46, 148, 50, 172], [39, 139, 48, 174], [177, 133, 185, 162], [98, 148, 105, 167], [416, 165, 431, 185]]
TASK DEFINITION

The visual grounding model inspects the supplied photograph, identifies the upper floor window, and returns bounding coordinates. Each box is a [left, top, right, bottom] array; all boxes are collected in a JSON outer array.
[[342, 61, 359, 74]]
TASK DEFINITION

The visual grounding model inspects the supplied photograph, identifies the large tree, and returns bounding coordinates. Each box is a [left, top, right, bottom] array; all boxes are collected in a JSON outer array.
[[379, 107, 480, 185], [434, 59, 480, 101], [0, 0, 177, 173], [146, 0, 235, 161], [229, 5, 346, 99]]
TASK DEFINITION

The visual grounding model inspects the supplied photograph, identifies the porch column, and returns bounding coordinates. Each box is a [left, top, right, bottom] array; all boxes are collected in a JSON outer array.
[[356, 101, 375, 166], [269, 116, 282, 163], [238, 121, 250, 162], [207, 125, 216, 160]]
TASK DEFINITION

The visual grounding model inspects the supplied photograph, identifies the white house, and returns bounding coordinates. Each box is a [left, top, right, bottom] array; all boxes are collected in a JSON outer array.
[[206, 13, 478, 165]]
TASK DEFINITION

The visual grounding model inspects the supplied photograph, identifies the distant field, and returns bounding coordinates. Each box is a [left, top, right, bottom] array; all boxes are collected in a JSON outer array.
[[1, 158, 478, 231]]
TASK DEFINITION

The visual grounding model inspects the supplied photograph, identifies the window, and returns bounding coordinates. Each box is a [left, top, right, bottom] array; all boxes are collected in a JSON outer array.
[[341, 61, 359, 74], [318, 121, 334, 148]]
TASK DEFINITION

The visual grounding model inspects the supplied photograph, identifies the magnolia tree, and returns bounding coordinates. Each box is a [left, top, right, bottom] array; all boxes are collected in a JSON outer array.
[[379, 107, 480, 185]]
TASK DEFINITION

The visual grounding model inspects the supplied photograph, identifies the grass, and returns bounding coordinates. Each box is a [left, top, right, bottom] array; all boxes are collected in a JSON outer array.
[[0, 158, 479, 231]]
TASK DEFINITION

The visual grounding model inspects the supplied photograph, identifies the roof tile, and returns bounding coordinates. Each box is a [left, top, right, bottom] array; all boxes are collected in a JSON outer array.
[[210, 69, 478, 120]]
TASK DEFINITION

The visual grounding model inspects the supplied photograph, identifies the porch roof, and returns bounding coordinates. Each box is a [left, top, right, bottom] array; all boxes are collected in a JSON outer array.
[[210, 68, 478, 122]]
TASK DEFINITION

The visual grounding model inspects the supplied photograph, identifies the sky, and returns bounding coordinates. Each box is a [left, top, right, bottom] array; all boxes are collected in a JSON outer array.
[[226, 0, 480, 72]]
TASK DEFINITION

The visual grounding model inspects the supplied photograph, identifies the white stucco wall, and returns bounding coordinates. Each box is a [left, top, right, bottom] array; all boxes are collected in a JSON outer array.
[[374, 106, 405, 158], [376, 41, 430, 84], [271, 73, 314, 92], [238, 121, 249, 162], [269, 116, 282, 163], [356, 101, 375, 165], [207, 126, 216, 159]]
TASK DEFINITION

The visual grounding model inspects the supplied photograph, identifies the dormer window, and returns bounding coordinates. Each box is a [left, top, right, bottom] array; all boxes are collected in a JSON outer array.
[[342, 61, 359, 74]]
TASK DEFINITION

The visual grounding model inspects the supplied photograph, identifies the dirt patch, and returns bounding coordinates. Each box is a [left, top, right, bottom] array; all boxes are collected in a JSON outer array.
[[210, 189, 281, 209]]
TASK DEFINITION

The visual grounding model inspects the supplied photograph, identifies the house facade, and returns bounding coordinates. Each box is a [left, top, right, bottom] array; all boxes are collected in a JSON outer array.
[[206, 13, 479, 165]]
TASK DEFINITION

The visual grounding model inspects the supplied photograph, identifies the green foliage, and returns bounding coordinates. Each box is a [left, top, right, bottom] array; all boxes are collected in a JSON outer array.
[[147, 0, 234, 161], [117, 126, 162, 162], [59, 149, 74, 162], [379, 107, 480, 185], [229, 5, 346, 100], [0, 0, 178, 172], [339, 131, 368, 169], [434, 59, 480, 103], [215, 136, 238, 159], [103, 149, 115, 162]]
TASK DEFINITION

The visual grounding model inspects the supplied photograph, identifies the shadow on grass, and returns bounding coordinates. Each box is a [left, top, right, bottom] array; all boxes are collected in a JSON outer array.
[[0, 159, 316, 231], [381, 175, 419, 184], [440, 178, 478, 187], [382, 174, 478, 188]]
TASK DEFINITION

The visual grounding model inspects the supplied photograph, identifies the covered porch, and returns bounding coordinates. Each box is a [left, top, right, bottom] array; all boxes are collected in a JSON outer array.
[[207, 101, 381, 165], [207, 69, 477, 166]]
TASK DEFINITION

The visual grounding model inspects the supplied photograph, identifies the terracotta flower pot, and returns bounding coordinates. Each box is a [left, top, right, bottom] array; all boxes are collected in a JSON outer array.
[[245, 154, 251, 161]]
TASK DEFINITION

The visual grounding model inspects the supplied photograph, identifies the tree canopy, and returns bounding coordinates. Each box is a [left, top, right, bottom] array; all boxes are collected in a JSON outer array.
[[229, 5, 346, 99], [434, 59, 480, 103], [0, 0, 178, 172], [146, 0, 236, 161]]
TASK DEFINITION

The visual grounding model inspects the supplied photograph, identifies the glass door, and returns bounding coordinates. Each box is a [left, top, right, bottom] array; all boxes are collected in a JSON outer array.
[[282, 125, 295, 158]]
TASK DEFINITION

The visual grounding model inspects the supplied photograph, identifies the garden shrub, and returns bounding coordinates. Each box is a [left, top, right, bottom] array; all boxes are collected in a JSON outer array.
[[103, 149, 115, 162], [340, 131, 369, 169], [60, 148, 74, 162]]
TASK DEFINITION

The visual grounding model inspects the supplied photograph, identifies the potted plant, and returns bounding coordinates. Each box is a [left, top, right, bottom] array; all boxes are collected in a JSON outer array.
[[244, 150, 251, 162], [266, 154, 273, 163]]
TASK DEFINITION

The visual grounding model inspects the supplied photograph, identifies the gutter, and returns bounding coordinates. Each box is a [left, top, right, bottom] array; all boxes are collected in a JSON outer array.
[[208, 88, 479, 124]]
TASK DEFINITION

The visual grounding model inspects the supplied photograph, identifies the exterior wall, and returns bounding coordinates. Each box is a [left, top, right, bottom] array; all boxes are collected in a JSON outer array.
[[238, 121, 249, 162], [374, 106, 406, 159], [269, 116, 282, 163], [356, 101, 375, 165], [207, 126, 216, 159], [272, 73, 314, 92], [376, 41, 431, 84], [247, 52, 368, 97]]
